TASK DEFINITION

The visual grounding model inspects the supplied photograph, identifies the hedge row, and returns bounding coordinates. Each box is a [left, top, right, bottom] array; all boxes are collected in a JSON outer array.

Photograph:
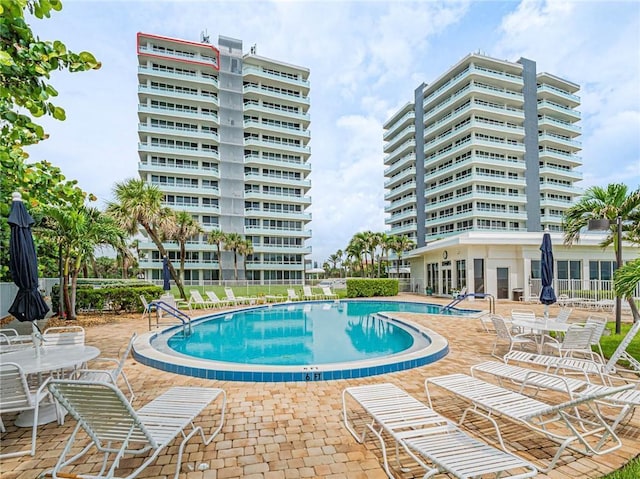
[[346, 278, 399, 297], [51, 284, 164, 314]]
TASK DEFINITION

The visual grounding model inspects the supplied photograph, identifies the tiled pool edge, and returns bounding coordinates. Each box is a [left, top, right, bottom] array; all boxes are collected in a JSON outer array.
[[132, 305, 450, 382]]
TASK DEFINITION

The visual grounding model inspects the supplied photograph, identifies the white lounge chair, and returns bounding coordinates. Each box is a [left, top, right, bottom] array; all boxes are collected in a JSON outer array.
[[206, 291, 231, 308], [45, 380, 226, 479], [187, 289, 215, 309], [425, 373, 632, 471], [490, 314, 537, 358], [302, 285, 322, 300], [320, 286, 337, 300], [0, 363, 60, 459], [471, 361, 640, 432], [224, 287, 255, 305], [75, 333, 137, 402], [287, 288, 300, 301], [584, 315, 608, 360], [504, 350, 606, 377], [605, 319, 640, 376], [343, 382, 538, 479]]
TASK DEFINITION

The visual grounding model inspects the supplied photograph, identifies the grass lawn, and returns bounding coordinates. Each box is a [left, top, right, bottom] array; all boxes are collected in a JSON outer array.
[[601, 455, 640, 479], [600, 321, 640, 363]]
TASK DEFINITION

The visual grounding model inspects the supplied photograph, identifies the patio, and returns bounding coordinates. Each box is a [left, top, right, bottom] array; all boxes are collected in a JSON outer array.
[[1, 295, 638, 479]]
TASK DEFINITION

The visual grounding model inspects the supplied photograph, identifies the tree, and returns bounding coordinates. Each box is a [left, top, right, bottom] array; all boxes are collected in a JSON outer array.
[[207, 229, 226, 282], [1, 0, 101, 280], [613, 259, 640, 322], [106, 179, 187, 299], [346, 234, 366, 277], [237, 238, 254, 281], [563, 183, 640, 327], [223, 232, 243, 281], [390, 235, 415, 276], [165, 211, 203, 283]]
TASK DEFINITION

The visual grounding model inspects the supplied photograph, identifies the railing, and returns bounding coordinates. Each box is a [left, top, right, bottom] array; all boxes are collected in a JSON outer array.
[[146, 300, 191, 335]]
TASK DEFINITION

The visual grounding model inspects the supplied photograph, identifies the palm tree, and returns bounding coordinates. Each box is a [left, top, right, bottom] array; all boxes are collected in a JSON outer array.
[[237, 238, 254, 280], [390, 235, 415, 276], [223, 232, 243, 281], [207, 229, 226, 282], [564, 183, 640, 328], [614, 258, 640, 321], [165, 211, 203, 283], [327, 252, 341, 277], [346, 234, 366, 277], [106, 178, 187, 299]]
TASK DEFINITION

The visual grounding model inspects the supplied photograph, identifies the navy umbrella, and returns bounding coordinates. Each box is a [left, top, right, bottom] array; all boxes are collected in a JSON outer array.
[[8, 192, 50, 323], [162, 256, 171, 291], [539, 231, 557, 318]]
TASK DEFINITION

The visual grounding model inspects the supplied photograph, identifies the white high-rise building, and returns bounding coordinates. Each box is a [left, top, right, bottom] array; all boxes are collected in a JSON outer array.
[[137, 33, 311, 283], [384, 53, 582, 247]]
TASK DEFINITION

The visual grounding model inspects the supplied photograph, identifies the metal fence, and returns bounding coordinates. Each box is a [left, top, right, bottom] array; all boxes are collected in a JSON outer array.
[[0, 278, 59, 319]]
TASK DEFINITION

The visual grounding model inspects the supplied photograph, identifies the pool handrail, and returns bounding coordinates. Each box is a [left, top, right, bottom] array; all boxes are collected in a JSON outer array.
[[147, 300, 192, 335]]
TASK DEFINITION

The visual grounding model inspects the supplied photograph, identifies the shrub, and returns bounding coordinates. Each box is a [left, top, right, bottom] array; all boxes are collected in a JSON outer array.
[[52, 283, 163, 314], [346, 278, 398, 297]]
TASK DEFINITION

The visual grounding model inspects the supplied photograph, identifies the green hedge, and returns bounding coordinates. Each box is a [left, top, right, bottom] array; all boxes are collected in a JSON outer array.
[[51, 284, 163, 314], [346, 278, 398, 297]]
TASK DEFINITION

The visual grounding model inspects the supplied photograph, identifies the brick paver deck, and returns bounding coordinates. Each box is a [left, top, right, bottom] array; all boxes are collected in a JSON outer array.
[[1, 295, 638, 478]]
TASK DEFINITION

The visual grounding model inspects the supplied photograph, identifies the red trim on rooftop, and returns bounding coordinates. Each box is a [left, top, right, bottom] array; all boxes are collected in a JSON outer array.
[[137, 32, 220, 71]]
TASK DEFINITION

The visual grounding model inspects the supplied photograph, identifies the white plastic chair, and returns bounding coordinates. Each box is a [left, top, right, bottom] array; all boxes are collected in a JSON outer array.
[[302, 285, 321, 300], [321, 286, 337, 299], [45, 380, 226, 479], [75, 333, 137, 402], [543, 323, 597, 359], [490, 314, 536, 358], [0, 363, 60, 459], [43, 325, 85, 347], [585, 314, 608, 360]]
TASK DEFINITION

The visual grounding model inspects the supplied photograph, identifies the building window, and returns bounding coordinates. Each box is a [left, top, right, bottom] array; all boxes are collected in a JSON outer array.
[[456, 260, 466, 290], [473, 258, 484, 294], [557, 260, 582, 280], [589, 260, 615, 281]]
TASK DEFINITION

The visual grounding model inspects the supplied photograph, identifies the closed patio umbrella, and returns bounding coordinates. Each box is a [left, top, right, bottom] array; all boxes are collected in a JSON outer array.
[[8, 192, 49, 354], [162, 256, 171, 291], [539, 231, 557, 318]]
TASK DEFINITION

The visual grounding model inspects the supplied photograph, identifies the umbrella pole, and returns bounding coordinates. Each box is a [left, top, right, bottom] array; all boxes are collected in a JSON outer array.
[[31, 322, 42, 359]]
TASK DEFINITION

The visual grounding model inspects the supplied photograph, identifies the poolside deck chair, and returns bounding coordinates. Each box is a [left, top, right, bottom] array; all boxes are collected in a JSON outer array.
[[206, 291, 231, 308], [471, 361, 640, 431], [45, 380, 226, 479], [584, 314, 608, 360], [552, 307, 572, 323], [224, 287, 255, 305], [320, 286, 337, 300], [605, 319, 640, 376], [302, 285, 322, 300], [504, 350, 606, 377], [188, 290, 216, 309], [425, 373, 633, 471], [287, 288, 300, 301], [0, 363, 60, 459], [74, 333, 137, 403], [343, 383, 538, 479]]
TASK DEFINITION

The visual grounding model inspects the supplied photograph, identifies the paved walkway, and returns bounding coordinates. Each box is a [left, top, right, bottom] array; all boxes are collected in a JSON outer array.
[[1, 295, 638, 478]]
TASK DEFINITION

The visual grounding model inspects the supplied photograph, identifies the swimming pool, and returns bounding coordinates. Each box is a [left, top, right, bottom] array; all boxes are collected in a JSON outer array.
[[133, 300, 471, 382]]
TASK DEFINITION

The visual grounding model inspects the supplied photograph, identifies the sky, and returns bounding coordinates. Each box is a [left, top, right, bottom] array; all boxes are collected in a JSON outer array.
[[25, 0, 640, 265]]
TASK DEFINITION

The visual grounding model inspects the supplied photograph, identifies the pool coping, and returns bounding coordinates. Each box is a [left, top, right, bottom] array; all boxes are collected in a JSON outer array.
[[133, 300, 451, 382]]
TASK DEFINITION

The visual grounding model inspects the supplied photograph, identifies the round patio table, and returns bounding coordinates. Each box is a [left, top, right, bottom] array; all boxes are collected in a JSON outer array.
[[1, 345, 100, 426], [512, 319, 571, 354]]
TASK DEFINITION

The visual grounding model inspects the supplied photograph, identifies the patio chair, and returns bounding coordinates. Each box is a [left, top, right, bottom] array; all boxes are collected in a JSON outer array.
[[504, 350, 606, 377], [343, 382, 538, 479], [553, 307, 573, 323], [0, 363, 60, 459], [425, 373, 633, 472], [321, 286, 338, 300], [45, 379, 226, 479], [224, 287, 255, 305], [542, 323, 598, 359], [287, 288, 301, 301], [206, 291, 231, 308], [43, 325, 85, 347], [139, 294, 150, 320], [302, 285, 322, 300], [74, 333, 137, 403], [187, 290, 216, 309], [490, 314, 537, 358], [584, 315, 608, 360], [470, 361, 640, 431], [604, 319, 640, 376]]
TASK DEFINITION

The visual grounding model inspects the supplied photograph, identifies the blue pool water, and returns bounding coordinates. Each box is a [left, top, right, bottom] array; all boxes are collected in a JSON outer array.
[[166, 301, 461, 366]]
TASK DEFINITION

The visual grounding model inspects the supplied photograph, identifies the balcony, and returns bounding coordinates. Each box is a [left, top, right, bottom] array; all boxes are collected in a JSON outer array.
[[537, 100, 581, 122], [384, 181, 416, 200], [137, 104, 218, 123], [139, 142, 219, 160], [244, 190, 312, 205], [243, 65, 310, 91], [383, 139, 416, 164], [244, 154, 311, 173], [244, 226, 311, 237], [243, 119, 310, 139], [243, 84, 310, 106], [538, 132, 581, 150], [245, 172, 311, 188], [384, 153, 415, 177], [384, 167, 416, 188], [138, 123, 219, 142], [383, 111, 415, 140], [243, 100, 310, 124], [138, 84, 218, 105], [537, 84, 580, 108], [245, 208, 312, 221], [137, 65, 218, 87], [139, 161, 219, 178], [385, 194, 416, 212], [244, 137, 311, 155], [383, 125, 416, 153]]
